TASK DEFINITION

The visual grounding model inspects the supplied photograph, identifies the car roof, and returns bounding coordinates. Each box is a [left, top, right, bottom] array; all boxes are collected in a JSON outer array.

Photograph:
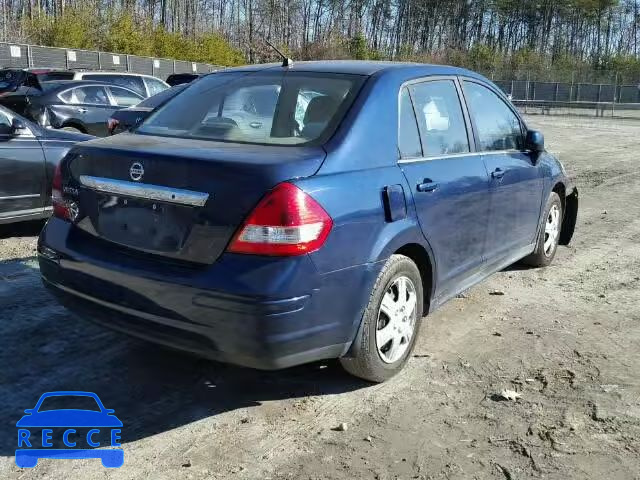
[[75, 71, 165, 79], [41, 79, 136, 89], [219, 60, 483, 78]]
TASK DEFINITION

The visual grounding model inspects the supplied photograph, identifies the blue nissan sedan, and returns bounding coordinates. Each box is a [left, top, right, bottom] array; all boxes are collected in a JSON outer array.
[[37, 61, 577, 382]]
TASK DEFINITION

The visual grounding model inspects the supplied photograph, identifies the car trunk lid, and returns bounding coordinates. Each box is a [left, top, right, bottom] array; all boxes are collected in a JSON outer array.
[[65, 133, 325, 264]]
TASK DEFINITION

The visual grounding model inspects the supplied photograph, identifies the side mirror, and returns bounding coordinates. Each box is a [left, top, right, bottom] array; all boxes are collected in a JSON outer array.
[[525, 130, 544, 153], [24, 409, 34, 414], [10, 118, 30, 136]]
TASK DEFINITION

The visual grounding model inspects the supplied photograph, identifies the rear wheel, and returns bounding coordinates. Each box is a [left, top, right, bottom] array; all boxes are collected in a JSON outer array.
[[61, 126, 82, 133], [522, 192, 563, 267], [340, 254, 423, 383]]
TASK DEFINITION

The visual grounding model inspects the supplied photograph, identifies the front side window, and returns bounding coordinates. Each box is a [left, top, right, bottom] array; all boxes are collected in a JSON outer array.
[[137, 71, 365, 146], [0, 110, 11, 127], [62, 86, 110, 106], [463, 81, 524, 151], [409, 80, 470, 157], [398, 87, 422, 158], [109, 86, 143, 107]]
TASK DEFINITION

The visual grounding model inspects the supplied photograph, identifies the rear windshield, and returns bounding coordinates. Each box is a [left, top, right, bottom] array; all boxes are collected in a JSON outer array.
[[136, 71, 366, 146]]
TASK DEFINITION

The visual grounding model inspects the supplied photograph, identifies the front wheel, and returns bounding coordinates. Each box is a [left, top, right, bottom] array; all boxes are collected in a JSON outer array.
[[522, 192, 563, 267], [340, 254, 423, 383]]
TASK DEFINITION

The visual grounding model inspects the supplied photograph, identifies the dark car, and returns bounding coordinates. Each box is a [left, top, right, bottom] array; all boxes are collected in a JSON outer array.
[[38, 61, 578, 382], [0, 68, 75, 93], [165, 73, 202, 86], [0, 80, 144, 136], [107, 84, 187, 135], [0, 105, 92, 224]]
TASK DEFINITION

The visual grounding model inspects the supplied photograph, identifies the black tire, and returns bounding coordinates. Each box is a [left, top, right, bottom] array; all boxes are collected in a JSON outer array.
[[61, 126, 82, 133], [340, 254, 424, 383], [522, 192, 563, 267]]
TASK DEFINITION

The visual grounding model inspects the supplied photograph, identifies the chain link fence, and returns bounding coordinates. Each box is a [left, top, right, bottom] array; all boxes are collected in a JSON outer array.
[[0, 42, 224, 80]]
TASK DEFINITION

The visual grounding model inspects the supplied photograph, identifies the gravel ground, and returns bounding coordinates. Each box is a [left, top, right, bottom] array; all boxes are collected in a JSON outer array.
[[0, 115, 639, 479]]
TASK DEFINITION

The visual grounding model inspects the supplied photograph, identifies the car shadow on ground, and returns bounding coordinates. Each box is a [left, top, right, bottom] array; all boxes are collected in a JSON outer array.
[[0, 220, 46, 240], [0, 257, 370, 456]]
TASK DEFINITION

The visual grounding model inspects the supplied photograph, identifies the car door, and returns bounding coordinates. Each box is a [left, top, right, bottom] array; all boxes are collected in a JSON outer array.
[[60, 86, 116, 137], [0, 109, 46, 220], [398, 78, 490, 299], [461, 80, 544, 263]]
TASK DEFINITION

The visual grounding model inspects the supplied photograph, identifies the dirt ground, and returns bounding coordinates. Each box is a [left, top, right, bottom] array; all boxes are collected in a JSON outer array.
[[0, 115, 639, 480]]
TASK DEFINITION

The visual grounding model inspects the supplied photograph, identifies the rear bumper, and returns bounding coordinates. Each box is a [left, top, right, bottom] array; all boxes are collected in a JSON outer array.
[[39, 218, 382, 370]]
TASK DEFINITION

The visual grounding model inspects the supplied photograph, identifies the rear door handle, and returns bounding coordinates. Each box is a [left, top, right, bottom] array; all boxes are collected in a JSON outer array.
[[417, 179, 438, 192], [249, 122, 262, 129], [77, 107, 88, 114], [491, 168, 505, 179]]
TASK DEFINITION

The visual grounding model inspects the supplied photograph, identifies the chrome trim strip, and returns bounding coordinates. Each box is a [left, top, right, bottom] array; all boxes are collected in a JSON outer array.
[[0, 194, 40, 200], [398, 150, 523, 164], [79, 175, 209, 207]]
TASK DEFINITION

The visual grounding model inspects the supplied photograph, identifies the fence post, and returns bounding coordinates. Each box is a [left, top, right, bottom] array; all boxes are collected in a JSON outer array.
[[570, 71, 575, 102], [612, 72, 618, 117], [173, 60, 176, 75], [126, 55, 130, 73], [27, 45, 33, 68], [554, 82, 559, 102], [98, 51, 102, 70]]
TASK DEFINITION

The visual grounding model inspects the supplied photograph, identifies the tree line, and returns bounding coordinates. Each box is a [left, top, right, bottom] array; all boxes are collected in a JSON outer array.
[[1, 0, 639, 82]]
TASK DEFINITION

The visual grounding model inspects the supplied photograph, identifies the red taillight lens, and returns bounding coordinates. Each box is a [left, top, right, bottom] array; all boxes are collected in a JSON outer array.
[[51, 162, 69, 220], [107, 117, 119, 134], [227, 182, 333, 256]]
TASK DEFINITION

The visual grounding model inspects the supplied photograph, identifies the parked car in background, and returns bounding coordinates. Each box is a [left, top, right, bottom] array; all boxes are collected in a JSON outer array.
[[0, 80, 144, 136], [0, 68, 75, 95], [107, 84, 187, 135], [0, 69, 168, 106], [39, 61, 578, 382], [70, 71, 169, 98], [166, 73, 202, 86], [0, 104, 91, 224]]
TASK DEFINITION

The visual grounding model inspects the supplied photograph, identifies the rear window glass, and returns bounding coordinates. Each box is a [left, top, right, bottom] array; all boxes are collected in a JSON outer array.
[[38, 72, 74, 81], [136, 71, 365, 146]]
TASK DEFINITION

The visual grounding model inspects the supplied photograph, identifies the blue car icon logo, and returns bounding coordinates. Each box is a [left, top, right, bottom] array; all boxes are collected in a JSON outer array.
[[16, 391, 123, 468]]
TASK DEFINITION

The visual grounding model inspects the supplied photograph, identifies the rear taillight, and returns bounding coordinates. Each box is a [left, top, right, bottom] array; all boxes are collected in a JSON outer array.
[[107, 117, 119, 135], [51, 162, 69, 220], [227, 182, 333, 256]]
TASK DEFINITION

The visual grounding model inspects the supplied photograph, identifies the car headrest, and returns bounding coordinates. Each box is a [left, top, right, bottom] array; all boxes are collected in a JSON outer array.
[[303, 95, 339, 126]]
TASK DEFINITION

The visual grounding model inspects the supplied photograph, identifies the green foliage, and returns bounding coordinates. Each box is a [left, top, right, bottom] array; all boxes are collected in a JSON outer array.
[[348, 33, 369, 60], [21, 9, 243, 66]]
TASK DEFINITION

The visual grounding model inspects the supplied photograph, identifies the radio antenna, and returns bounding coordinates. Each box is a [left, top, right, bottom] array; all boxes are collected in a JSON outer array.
[[265, 39, 293, 67]]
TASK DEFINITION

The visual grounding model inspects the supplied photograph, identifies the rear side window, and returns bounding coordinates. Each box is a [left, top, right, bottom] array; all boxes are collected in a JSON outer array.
[[138, 84, 186, 108], [137, 71, 365, 146], [409, 80, 469, 157], [463, 81, 524, 151], [61, 86, 110, 106], [109, 86, 143, 107], [398, 87, 422, 158], [82, 74, 146, 96]]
